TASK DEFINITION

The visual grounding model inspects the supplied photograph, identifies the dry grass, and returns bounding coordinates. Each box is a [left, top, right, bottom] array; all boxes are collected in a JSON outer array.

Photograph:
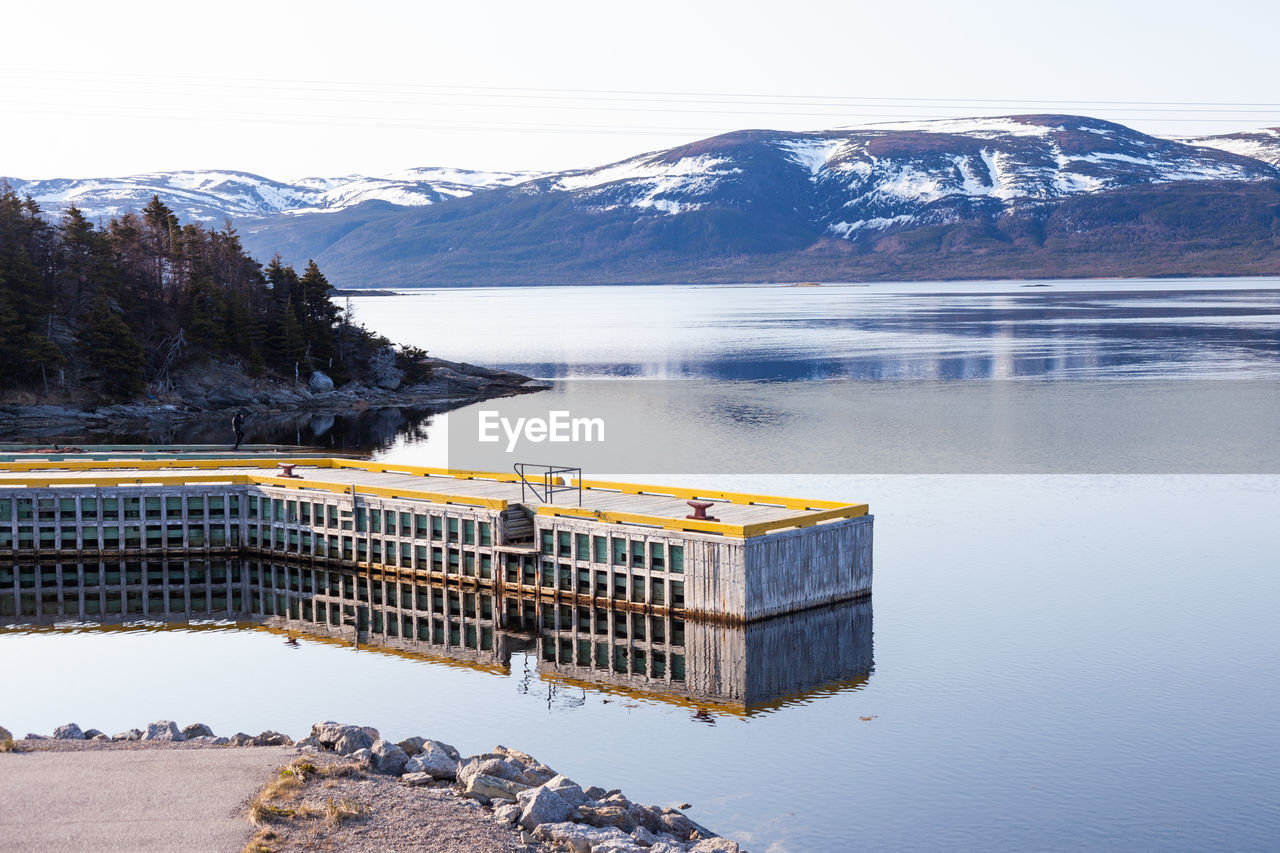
[[324, 797, 369, 827], [242, 829, 278, 853], [0, 739, 21, 753], [244, 755, 370, 849]]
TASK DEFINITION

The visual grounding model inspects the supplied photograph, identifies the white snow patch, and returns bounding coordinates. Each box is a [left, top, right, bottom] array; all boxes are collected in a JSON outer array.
[[870, 164, 954, 203], [1181, 132, 1280, 167], [855, 117, 1066, 138], [553, 155, 734, 192], [828, 216, 914, 238], [777, 139, 845, 176], [631, 198, 703, 214]]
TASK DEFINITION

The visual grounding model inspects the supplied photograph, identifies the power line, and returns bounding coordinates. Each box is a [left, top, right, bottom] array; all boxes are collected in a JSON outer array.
[[7, 66, 1280, 111]]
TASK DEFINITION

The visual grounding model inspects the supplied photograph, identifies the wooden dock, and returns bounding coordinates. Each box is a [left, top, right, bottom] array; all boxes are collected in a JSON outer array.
[[0, 456, 872, 623]]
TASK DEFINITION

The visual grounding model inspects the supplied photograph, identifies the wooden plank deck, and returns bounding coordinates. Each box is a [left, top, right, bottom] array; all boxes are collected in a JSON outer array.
[[0, 457, 868, 534]]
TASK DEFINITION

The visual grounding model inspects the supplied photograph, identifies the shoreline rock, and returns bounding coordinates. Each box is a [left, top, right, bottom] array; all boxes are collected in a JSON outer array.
[[0, 356, 547, 439], [4, 718, 741, 852]]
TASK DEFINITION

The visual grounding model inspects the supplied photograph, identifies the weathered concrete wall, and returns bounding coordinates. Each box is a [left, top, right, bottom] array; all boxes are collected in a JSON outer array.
[[2, 485, 874, 623], [742, 515, 873, 620]]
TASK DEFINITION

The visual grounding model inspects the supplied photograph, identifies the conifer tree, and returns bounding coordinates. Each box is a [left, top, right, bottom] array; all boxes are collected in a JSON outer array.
[[76, 296, 145, 399]]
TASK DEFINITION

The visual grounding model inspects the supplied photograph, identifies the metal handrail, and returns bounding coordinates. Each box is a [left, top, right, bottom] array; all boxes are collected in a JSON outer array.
[[513, 463, 582, 506]]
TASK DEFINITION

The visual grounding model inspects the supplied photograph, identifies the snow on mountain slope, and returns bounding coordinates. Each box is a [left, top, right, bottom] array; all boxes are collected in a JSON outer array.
[[802, 115, 1276, 236], [6, 116, 1278, 244], [2, 167, 542, 223], [1181, 129, 1280, 168], [500, 115, 1277, 240]]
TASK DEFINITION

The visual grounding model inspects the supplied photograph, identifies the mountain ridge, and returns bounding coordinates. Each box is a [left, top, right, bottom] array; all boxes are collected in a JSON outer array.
[[8, 115, 1280, 284]]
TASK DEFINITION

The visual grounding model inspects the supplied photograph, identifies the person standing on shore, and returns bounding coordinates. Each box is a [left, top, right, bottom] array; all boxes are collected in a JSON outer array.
[[232, 410, 246, 451]]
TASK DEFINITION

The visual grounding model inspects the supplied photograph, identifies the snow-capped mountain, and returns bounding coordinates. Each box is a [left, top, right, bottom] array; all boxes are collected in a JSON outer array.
[[8, 114, 1280, 285], [515, 115, 1276, 240], [0, 167, 543, 223], [1182, 129, 1280, 168]]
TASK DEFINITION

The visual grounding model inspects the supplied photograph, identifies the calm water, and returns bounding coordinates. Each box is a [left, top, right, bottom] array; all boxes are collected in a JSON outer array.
[[5, 278, 1280, 851]]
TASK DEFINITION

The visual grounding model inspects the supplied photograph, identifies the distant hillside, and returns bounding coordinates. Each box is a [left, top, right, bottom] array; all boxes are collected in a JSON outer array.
[[10, 115, 1280, 285], [0, 168, 543, 223]]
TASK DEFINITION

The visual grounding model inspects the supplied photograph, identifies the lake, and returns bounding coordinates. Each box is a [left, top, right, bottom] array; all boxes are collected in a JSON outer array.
[[4, 278, 1280, 851]]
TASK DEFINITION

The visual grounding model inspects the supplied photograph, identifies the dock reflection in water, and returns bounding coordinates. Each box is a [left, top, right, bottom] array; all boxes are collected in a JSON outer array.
[[0, 558, 873, 716]]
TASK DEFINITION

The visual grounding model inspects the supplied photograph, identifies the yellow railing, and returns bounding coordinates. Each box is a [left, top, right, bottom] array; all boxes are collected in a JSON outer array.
[[570, 477, 849, 511], [0, 458, 868, 534], [0, 467, 508, 511], [536, 501, 868, 538]]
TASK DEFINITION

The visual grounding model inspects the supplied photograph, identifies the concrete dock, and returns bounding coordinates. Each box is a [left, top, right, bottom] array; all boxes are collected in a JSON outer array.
[[0, 456, 872, 623]]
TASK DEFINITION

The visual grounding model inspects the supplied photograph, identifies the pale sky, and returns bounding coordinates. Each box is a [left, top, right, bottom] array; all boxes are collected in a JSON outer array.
[[3, 0, 1278, 180]]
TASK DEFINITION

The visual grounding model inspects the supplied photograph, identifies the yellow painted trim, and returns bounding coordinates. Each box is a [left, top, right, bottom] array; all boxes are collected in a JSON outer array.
[[740, 504, 869, 537], [0, 473, 255, 487], [570, 477, 849, 511], [0, 457, 334, 473], [250, 476, 508, 511], [328, 458, 557, 485], [0, 457, 865, 529], [536, 504, 746, 537], [537, 501, 868, 539]]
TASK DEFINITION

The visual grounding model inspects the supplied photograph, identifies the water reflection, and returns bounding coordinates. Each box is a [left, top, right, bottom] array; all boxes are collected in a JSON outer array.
[[0, 558, 872, 716], [351, 284, 1280, 380], [18, 405, 440, 453]]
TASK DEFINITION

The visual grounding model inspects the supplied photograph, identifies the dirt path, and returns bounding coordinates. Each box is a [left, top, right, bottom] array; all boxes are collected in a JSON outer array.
[[0, 744, 294, 853]]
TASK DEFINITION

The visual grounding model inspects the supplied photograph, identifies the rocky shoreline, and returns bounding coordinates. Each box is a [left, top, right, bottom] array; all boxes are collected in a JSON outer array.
[[0, 357, 546, 442], [2, 721, 742, 853]]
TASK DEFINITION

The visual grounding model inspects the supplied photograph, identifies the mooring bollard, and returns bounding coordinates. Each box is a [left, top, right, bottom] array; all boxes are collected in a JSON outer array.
[[686, 500, 718, 521]]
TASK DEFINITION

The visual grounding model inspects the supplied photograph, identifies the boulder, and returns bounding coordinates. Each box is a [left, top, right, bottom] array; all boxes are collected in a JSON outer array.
[[336, 729, 373, 753], [142, 720, 185, 742], [596, 841, 648, 853], [404, 741, 459, 780], [24, 734, 48, 740], [585, 785, 608, 800], [229, 732, 255, 746], [308, 371, 335, 393], [370, 738, 409, 775], [463, 773, 528, 803], [112, 729, 143, 742], [397, 736, 426, 757], [310, 721, 378, 753], [535, 822, 634, 853], [0, 726, 11, 742], [493, 745, 556, 780], [457, 754, 554, 789], [688, 840, 740, 853], [91, 734, 111, 742], [517, 785, 573, 831], [53, 723, 85, 740], [541, 774, 590, 809], [578, 804, 637, 834], [400, 772, 436, 787], [648, 844, 688, 853], [350, 748, 374, 768], [492, 803, 522, 826], [627, 803, 665, 835], [181, 723, 214, 739], [631, 826, 661, 847], [252, 731, 293, 746], [82, 729, 104, 739], [657, 808, 697, 840]]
